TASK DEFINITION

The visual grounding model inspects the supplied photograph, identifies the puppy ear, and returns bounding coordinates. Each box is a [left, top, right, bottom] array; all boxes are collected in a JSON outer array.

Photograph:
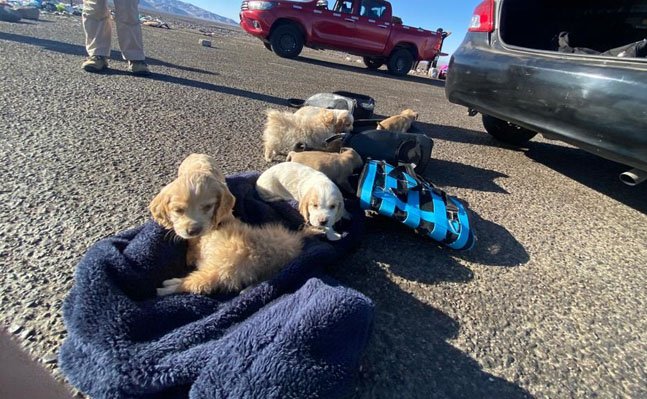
[[149, 185, 173, 229], [213, 183, 236, 227], [298, 189, 314, 224], [335, 114, 350, 133], [321, 109, 336, 126]]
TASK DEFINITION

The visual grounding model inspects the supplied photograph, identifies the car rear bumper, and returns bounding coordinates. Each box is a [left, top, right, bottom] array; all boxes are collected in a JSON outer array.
[[446, 32, 647, 171]]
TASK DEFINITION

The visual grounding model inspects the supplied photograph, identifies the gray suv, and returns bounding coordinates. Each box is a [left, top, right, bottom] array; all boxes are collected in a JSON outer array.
[[445, 0, 647, 185]]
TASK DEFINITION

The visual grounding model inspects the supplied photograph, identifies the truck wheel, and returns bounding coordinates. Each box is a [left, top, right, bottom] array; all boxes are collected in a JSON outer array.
[[482, 114, 537, 145], [363, 57, 384, 70], [270, 25, 303, 59], [387, 49, 414, 76]]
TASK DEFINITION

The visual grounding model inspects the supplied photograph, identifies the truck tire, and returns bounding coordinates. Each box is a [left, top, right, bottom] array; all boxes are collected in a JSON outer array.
[[387, 49, 414, 76], [270, 24, 304, 59], [482, 114, 537, 145], [363, 56, 384, 70]]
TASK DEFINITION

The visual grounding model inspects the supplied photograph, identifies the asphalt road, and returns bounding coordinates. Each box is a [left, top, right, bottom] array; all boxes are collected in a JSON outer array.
[[1, 13, 646, 399]]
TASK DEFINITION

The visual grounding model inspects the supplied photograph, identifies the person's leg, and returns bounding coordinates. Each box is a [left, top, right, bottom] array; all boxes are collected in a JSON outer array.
[[113, 0, 145, 61], [82, 0, 111, 58]]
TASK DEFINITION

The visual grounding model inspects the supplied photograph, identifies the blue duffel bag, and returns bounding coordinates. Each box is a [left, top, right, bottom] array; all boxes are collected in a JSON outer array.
[[357, 160, 475, 250]]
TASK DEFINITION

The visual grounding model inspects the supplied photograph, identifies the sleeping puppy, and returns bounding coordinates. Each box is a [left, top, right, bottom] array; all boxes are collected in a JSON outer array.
[[286, 147, 364, 193], [255, 162, 349, 241], [376, 109, 419, 132], [150, 153, 308, 295], [263, 106, 354, 161]]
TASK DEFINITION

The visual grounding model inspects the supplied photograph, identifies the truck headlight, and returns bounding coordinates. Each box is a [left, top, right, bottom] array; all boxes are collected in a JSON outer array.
[[248, 1, 274, 10]]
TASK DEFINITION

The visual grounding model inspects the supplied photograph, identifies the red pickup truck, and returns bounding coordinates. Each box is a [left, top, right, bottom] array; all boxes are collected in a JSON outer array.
[[240, 0, 446, 76]]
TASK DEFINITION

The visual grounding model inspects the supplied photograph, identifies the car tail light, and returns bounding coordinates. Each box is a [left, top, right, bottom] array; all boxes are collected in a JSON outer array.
[[468, 0, 494, 32]]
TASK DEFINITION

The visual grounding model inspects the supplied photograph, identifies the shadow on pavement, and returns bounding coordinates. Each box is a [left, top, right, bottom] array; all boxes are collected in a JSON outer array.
[[293, 55, 447, 87], [0, 31, 218, 76], [413, 120, 647, 213], [0, 31, 289, 107], [423, 158, 510, 194], [122, 71, 288, 106], [331, 223, 532, 398], [525, 142, 647, 214]]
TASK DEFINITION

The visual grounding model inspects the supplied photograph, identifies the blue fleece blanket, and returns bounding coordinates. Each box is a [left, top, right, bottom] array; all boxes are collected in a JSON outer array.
[[59, 172, 374, 399]]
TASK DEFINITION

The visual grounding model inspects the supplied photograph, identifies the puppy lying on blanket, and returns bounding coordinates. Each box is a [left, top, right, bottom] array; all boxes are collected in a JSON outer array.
[[263, 106, 354, 161], [256, 162, 349, 241], [149, 154, 310, 295], [286, 147, 364, 193], [377, 108, 419, 132]]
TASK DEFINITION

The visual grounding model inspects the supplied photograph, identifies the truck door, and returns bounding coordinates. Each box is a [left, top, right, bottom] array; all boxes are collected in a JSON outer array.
[[354, 0, 390, 54], [310, 0, 358, 49]]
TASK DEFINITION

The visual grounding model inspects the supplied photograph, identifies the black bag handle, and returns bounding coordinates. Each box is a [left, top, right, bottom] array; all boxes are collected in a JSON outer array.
[[287, 98, 305, 108]]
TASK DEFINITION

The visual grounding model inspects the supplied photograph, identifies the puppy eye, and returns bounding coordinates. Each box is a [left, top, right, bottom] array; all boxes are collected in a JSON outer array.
[[172, 207, 185, 214], [312, 204, 319, 209], [329, 204, 336, 209], [202, 203, 214, 212]]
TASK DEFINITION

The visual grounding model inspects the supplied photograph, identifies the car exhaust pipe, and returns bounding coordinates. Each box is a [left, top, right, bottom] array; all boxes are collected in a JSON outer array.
[[619, 168, 647, 186]]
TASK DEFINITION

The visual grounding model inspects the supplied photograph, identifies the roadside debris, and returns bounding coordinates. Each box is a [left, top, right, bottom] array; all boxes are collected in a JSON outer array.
[[140, 15, 170, 29], [0, 5, 22, 22], [199, 39, 212, 47]]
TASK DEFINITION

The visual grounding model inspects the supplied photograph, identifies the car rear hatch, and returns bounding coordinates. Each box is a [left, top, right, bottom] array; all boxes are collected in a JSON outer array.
[[499, 0, 647, 60]]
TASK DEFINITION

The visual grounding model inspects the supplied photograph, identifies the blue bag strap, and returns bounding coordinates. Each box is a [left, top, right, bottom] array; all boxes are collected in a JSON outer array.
[[378, 162, 398, 216], [358, 160, 379, 209], [447, 198, 473, 250]]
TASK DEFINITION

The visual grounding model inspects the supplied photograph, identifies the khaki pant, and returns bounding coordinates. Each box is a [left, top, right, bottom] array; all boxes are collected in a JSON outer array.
[[82, 0, 145, 61]]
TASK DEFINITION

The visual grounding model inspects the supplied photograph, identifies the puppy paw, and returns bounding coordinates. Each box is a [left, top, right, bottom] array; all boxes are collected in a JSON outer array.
[[162, 278, 183, 287], [325, 229, 344, 241], [157, 278, 183, 296]]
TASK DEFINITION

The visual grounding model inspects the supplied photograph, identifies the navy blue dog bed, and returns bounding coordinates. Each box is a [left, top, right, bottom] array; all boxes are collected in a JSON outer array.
[[59, 172, 374, 399]]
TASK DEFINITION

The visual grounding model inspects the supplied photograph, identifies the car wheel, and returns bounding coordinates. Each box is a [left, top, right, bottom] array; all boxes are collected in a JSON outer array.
[[387, 49, 414, 76], [263, 42, 273, 52], [270, 24, 304, 59], [363, 56, 384, 70], [482, 114, 537, 145]]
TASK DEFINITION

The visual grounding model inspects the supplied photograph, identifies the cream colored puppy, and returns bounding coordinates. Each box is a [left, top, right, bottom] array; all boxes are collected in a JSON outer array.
[[150, 153, 307, 295], [263, 106, 354, 161], [376, 109, 419, 132], [256, 162, 349, 241], [286, 148, 364, 193]]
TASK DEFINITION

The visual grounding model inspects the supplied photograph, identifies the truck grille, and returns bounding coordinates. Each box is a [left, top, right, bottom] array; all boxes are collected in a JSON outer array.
[[241, 1, 248, 11]]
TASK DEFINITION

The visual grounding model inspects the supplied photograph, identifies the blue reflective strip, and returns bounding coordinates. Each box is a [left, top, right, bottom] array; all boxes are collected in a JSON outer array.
[[448, 198, 472, 250], [423, 192, 448, 241], [402, 189, 420, 228], [359, 161, 378, 209], [378, 164, 397, 216]]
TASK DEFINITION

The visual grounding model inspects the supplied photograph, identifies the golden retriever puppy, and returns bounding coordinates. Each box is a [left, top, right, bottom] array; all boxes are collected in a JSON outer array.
[[149, 153, 307, 295], [263, 106, 354, 162], [256, 162, 349, 241], [286, 148, 364, 193], [376, 109, 419, 132]]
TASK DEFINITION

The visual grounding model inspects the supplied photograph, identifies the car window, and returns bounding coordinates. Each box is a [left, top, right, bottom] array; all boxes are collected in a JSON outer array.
[[333, 0, 354, 14], [359, 1, 386, 18]]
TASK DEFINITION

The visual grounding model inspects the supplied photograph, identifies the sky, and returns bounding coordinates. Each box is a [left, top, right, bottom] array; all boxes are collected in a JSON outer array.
[[188, 0, 483, 65]]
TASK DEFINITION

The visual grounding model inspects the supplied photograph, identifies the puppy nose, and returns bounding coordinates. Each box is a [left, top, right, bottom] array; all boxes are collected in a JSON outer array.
[[187, 226, 203, 236], [319, 218, 329, 226]]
